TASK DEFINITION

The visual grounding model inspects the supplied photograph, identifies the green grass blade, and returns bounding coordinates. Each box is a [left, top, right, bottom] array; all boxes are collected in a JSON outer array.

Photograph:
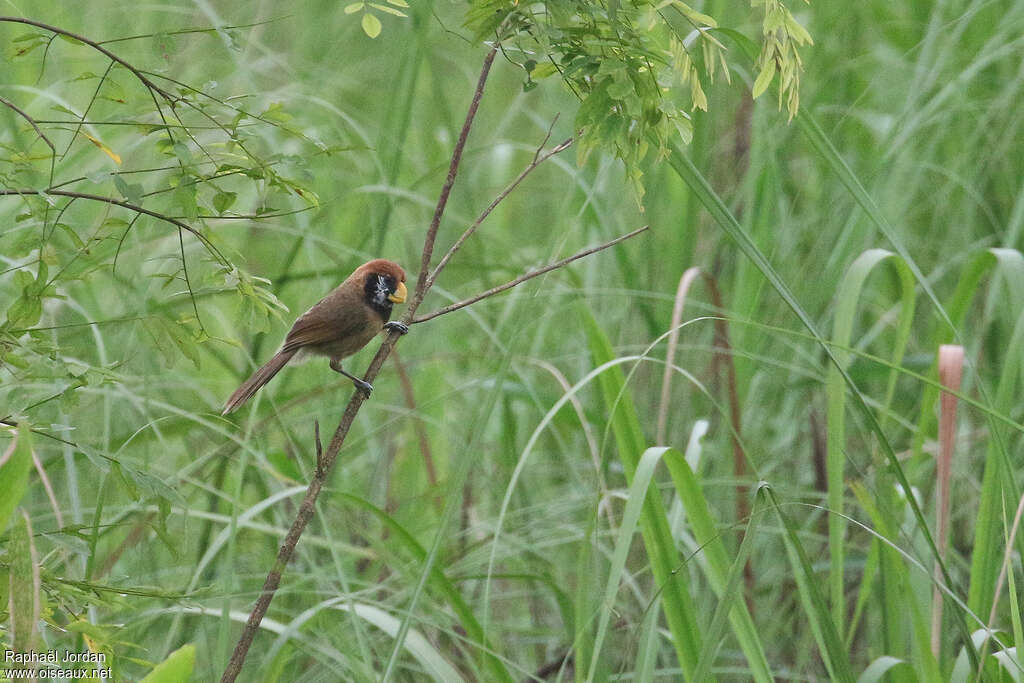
[[587, 446, 676, 682], [582, 308, 705, 681], [691, 484, 763, 682], [827, 250, 915, 636], [663, 142, 979, 669], [0, 424, 33, 534], [663, 454, 772, 682], [764, 487, 855, 683]]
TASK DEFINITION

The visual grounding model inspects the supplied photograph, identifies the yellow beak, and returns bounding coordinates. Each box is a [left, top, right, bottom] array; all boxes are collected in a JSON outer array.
[[388, 281, 407, 304]]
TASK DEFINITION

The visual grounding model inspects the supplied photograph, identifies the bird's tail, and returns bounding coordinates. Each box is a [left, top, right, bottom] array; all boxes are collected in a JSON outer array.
[[222, 349, 297, 415]]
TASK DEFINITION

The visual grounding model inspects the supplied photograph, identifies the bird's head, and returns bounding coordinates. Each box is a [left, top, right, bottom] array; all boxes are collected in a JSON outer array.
[[357, 259, 407, 317]]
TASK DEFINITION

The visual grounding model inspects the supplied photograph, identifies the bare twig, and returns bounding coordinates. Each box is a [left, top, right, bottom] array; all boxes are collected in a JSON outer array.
[[415, 44, 499, 301], [424, 133, 573, 292], [0, 189, 227, 265], [0, 95, 55, 153], [412, 225, 649, 324], [313, 420, 324, 478], [0, 17, 175, 101]]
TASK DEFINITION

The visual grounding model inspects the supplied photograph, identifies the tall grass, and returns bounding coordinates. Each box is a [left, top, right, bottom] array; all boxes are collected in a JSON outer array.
[[2, 0, 1024, 680]]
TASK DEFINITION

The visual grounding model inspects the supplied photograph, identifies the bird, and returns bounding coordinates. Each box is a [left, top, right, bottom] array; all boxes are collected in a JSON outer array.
[[222, 259, 409, 415]]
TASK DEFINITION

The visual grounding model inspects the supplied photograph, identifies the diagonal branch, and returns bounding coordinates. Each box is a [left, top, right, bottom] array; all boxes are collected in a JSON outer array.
[[219, 43, 648, 683], [0, 189, 227, 265], [220, 42, 499, 683], [414, 43, 499, 304], [0, 95, 55, 153], [424, 131, 574, 293], [412, 225, 649, 323], [0, 16, 175, 101]]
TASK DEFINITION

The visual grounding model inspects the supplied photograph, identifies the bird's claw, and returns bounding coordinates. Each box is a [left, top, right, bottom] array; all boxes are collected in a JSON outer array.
[[354, 378, 374, 397], [384, 321, 409, 335]]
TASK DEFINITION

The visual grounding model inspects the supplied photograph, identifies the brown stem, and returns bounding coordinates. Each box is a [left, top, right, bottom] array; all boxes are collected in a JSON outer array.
[[425, 131, 573, 292], [702, 272, 754, 615], [414, 44, 498, 302], [0, 189, 226, 265], [0, 95, 55, 153], [412, 226, 650, 324], [219, 45, 499, 683]]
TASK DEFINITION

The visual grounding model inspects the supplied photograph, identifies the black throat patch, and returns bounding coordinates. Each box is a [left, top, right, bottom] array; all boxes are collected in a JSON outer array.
[[364, 273, 394, 320]]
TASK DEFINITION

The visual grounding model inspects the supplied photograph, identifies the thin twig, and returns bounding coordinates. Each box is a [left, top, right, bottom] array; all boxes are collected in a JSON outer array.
[[412, 225, 650, 324], [415, 44, 499, 301], [0, 189, 227, 265], [424, 133, 573, 292], [0, 95, 55, 153], [0, 17, 174, 101]]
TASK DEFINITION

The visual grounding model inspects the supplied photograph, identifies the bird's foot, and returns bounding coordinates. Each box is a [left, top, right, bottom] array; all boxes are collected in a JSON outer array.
[[384, 321, 409, 335], [353, 378, 374, 397], [330, 359, 374, 398]]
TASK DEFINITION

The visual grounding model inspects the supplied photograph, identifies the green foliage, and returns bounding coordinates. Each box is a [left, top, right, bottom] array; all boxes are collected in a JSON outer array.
[[2, 0, 1023, 681], [139, 644, 196, 683], [0, 426, 33, 533], [464, 0, 811, 197]]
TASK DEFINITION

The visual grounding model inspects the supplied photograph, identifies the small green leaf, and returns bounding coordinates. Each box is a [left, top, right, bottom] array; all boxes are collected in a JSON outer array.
[[12, 32, 46, 43], [51, 104, 79, 117], [0, 426, 34, 533], [113, 175, 144, 204], [213, 191, 237, 214], [139, 644, 195, 683], [8, 511, 40, 654], [344, 2, 364, 13], [370, 3, 406, 16], [6, 294, 42, 329], [751, 60, 776, 99], [362, 12, 382, 38]]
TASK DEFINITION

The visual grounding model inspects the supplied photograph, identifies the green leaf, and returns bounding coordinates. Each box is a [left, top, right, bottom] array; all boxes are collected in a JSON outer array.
[[113, 175, 144, 204], [213, 191, 237, 214], [370, 3, 406, 17], [8, 510, 40, 654], [751, 60, 776, 98], [139, 644, 195, 683], [0, 426, 34, 533], [344, 2, 364, 13], [362, 12, 382, 38], [581, 308, 705, 680], [6, 293, 42, 329]]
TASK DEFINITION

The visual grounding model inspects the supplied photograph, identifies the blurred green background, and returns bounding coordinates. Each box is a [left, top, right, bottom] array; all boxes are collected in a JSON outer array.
[[2, 0, 1024, 680]]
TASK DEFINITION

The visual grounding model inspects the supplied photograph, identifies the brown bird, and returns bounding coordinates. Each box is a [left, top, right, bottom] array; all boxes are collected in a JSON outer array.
[[222, 259, 408, 415]]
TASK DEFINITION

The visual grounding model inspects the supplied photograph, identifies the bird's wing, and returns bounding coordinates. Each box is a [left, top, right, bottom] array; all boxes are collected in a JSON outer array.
[[281, 307, 367, 353]]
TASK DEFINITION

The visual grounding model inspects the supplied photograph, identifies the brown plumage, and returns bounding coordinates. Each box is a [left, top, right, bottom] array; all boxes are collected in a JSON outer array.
[[222, 259, 408, 415]]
